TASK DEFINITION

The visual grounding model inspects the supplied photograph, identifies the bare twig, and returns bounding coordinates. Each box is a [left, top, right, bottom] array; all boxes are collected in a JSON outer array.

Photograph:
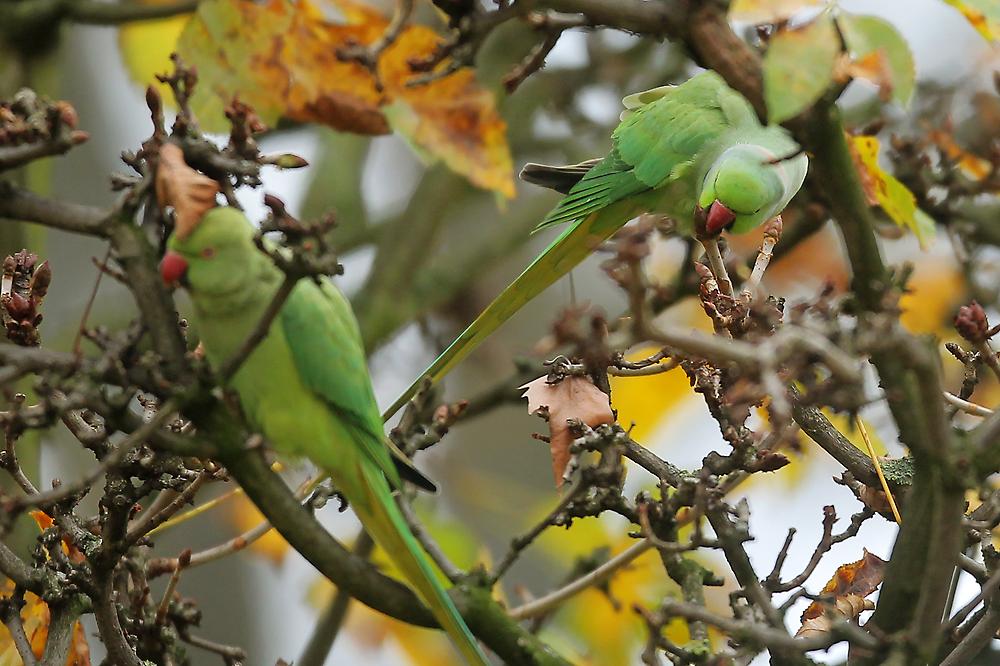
[[856, 416, 903, 524], [217, 277, 296, 382], [508, 539, 654, 620], [397, 495, 463, 583], [944, 391, 993, 417], [1, 595, 38, 666], [298, 533, 375, 666]]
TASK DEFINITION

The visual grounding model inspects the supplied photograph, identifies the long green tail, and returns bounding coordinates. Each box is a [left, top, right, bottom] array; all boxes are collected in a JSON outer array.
[[355, 462, 490, 665], [382, 203, 632, 420]]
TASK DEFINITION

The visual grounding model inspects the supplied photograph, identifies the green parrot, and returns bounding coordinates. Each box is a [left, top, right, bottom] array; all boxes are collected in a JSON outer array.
[[160, 207, 490, 666], [383, 70, 807, 419]]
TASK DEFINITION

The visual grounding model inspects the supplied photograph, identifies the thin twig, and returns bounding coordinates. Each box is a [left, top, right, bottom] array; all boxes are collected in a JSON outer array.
[[700, 238, 734, 297], [855, 416, 903, 524], [298, 533, 375, 666], [125, 472, 210, 544], [944, 392, 993, 417], [492, 480, 587, 581], [66, 0, 199, 24], [1, 598, 38, 666], [72, 245, 111, 357], [508, 538, 654, 620], [144, 484, 242, 538], [940, 607, 1000, 666], [740, 215, 782, 303], [944, 566, 1000, 633], [217, 277, 296, 382], [156, 549, 191, 625], [397, 495, 463, 583], [974, 340, 1000, 383], [9, 400, 180, 512]]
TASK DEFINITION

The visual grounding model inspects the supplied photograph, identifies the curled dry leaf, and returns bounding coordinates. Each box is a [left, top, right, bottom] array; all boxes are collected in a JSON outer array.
[[521, 375, 615, 488], [154, 143, 220, 239], [796, 549, 887, 639]]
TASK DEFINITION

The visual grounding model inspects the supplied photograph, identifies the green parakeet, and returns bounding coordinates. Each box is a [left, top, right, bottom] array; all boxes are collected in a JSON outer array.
[[160, 207, 490, 666], [383, 70, 807, 418]]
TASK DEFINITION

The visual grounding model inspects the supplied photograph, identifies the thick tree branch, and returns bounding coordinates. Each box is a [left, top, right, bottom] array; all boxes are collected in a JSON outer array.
[[0, 183, 110, 237], [66, 0, 198, 24], [205, 405, 571, 666]]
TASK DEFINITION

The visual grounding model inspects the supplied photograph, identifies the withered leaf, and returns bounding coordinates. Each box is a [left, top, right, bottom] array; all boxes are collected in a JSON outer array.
[[521, 375, 615, 488], [796, 549, 886, 639], [155, 143, 219, 239], [175, 0, 514, 197]]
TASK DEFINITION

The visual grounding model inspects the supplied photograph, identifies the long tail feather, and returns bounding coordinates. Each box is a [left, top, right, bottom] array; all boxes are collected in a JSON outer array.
[[355, 464, 490, 665], [383, 204, 632, 420]]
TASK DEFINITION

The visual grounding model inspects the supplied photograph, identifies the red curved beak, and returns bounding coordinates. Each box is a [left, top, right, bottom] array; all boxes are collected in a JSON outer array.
[[705, 201, 736, 235], [160, 252, 189, 287]]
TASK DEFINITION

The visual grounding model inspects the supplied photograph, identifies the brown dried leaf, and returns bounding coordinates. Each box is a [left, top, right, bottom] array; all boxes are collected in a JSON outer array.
[[154, 143, 219, 239], [834, 51, 894, 102], [796, 594, 875, 639], [796, 549, 886, 637], [927, 128, 993, 181], [521, 375, 615, 487]]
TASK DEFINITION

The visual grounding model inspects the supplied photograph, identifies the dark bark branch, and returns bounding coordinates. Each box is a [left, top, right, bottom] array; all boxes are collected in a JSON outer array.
[[298, 533, 375, 666], [39, 597, 87, 666], [92, 574, 144, 666], [0, 540, 39, 591], [939, 607, 1000, 666], [206, 406, 571, 666], [0, 595, 37, 666], [66, 0, 199, 24], [0, 183, 110, 237], [790, 390, 880, 488]]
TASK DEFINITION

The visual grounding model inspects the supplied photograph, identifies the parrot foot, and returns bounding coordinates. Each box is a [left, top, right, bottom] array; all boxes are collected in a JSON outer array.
[[740, 215, 783, 305], [699, 238, 734, 298]]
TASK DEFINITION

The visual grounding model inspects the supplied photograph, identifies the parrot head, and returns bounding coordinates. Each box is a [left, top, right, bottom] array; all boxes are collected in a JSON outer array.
[[160, 206, 255, 297], [696, 145, 794, 236]]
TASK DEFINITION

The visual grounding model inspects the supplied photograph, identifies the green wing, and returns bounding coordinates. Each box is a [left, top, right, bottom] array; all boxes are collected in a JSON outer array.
[[281, 279, 433, 490], [383, 72, 759, 419], [534, 70, 757, 234]]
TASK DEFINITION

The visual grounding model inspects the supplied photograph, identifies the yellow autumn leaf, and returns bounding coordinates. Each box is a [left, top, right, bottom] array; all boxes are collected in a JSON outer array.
[[171, 0, 513, 197], [849, 134, 936, 247], [729, 0, 823, 23], [117, 0, 193, 98], [898, 259, 965, 335], [943, 0, 1000, 41], [610, 347, 697, 444]]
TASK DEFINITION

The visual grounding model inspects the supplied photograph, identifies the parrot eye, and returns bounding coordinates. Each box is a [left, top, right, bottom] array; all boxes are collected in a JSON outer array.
[[201, 247, 216, 259]]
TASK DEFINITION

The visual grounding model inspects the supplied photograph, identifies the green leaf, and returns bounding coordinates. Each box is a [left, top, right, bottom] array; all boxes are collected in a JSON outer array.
[[763, 14, 840, 123], [837, 13, 916, 106]]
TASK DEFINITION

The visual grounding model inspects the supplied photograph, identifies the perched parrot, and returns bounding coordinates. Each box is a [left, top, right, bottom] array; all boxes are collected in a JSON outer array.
[[160, 207, 490, 666], [383, 70, 807, 419]]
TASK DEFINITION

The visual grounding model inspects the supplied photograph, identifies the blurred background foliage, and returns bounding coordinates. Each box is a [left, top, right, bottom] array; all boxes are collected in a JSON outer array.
[[1, 0, 999, 663]]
